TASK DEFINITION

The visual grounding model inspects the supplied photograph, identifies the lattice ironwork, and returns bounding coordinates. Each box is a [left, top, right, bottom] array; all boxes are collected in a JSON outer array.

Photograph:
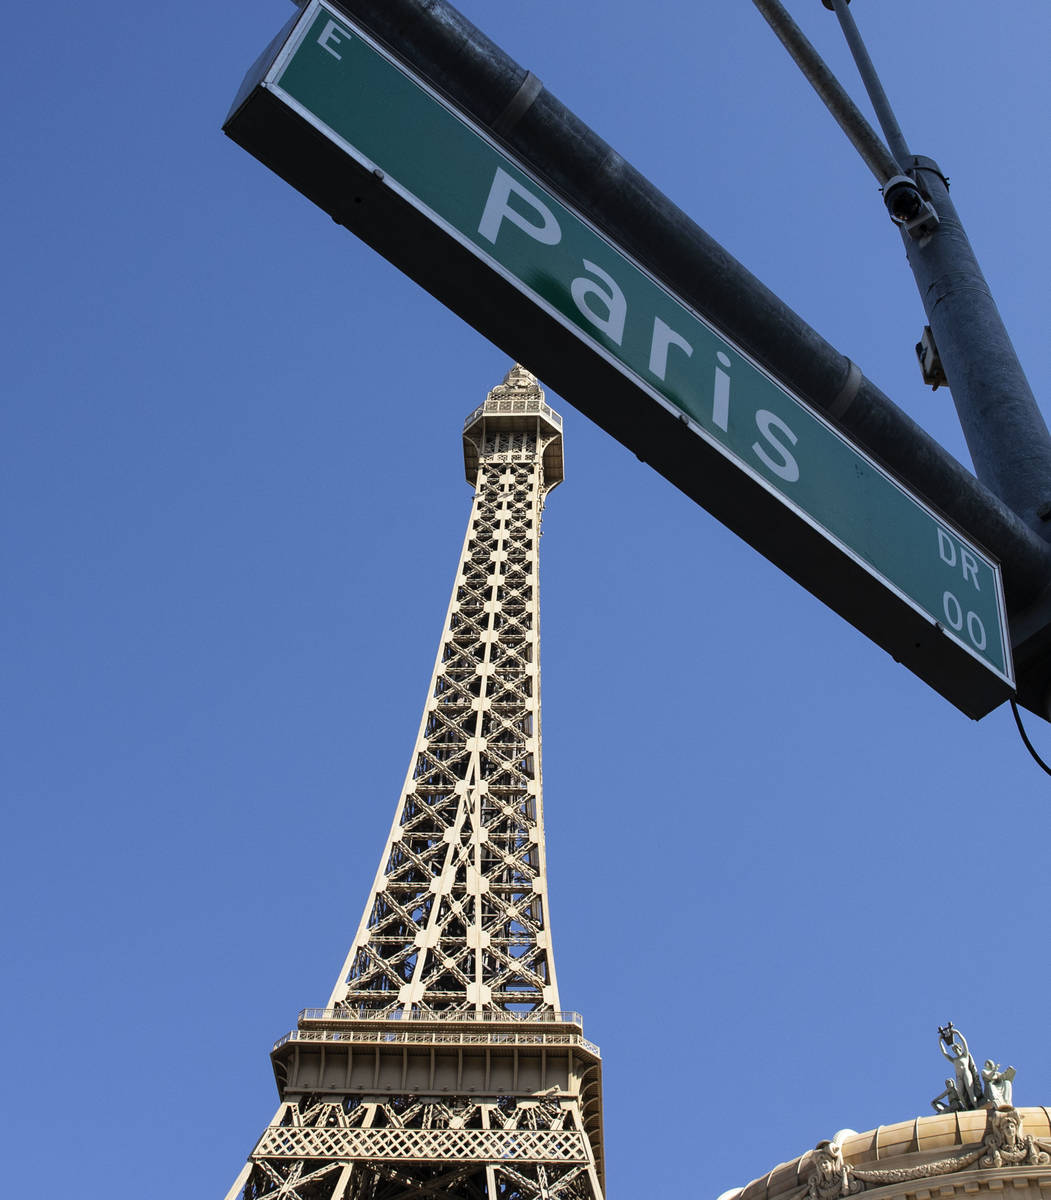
[[254, 1125, 589, 1163], [227, 368, 604, 1200], [327, 366, 562, 1021]]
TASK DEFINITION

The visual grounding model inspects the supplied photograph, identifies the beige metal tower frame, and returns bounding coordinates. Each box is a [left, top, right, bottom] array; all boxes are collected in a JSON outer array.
[[226, 366, 605, 1200]]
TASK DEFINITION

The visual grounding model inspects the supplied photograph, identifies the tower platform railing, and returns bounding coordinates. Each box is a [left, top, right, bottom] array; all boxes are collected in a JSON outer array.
[[462, 398, 562, 429], [299, 1006, 584, 1025], [273, 1027, 601, 1056]]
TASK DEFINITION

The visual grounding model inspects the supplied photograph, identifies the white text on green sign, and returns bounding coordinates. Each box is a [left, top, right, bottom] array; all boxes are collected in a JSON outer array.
[[267, 3, 1011, 685]]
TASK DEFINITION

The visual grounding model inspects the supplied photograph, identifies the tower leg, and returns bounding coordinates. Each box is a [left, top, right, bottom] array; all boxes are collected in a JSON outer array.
[[223, 1161, 253, 1200], [329, 1162, 355, 1199]]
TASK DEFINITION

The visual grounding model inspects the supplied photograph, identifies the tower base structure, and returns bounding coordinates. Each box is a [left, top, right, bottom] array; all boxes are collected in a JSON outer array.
[[225, 1008, 604, 1199]]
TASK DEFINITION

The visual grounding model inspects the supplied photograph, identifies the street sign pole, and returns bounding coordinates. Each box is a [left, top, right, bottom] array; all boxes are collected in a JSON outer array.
[[755, 0, 1051, 718], [824, 0, 1051, 536]]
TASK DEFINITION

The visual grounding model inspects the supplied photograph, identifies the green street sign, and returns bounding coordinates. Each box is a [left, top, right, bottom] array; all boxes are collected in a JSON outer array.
[[225, 0, 1014, 716]]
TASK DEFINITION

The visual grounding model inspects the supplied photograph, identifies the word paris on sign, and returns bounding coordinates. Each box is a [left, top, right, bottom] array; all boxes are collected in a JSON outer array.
[[224, 0, 1014, 717]]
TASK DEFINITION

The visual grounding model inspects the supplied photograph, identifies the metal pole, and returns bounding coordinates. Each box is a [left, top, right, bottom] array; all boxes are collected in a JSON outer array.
[[751, 0, 899, 183], [827, 0, 912, 168], [815, 3, 1051, 536], [753, 1, 1051, 538], [900, 156, 1051, 534]]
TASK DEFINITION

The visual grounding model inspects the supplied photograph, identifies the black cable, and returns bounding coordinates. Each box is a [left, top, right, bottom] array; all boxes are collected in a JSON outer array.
[[1009, 698, 1051, 777]]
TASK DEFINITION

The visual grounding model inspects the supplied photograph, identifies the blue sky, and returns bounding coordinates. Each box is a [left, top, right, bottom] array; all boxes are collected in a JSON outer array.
[[4, 1, 1050, 1195]]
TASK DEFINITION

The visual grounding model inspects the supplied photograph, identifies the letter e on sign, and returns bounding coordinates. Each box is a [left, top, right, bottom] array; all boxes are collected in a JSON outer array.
[[318, 19, 349, 59]]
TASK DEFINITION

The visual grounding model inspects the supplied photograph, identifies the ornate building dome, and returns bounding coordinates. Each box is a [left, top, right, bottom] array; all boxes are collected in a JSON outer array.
[[732, 1107, 1051, 1200]]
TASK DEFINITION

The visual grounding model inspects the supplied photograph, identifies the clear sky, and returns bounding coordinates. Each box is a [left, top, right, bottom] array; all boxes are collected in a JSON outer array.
[[4, 1, 1050, 1196]]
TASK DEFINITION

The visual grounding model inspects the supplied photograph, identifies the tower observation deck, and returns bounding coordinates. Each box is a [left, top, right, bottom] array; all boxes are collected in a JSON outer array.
[[226, 365, 604, 1200]]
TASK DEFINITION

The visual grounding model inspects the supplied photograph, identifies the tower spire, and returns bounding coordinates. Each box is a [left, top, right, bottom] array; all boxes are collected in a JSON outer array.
[[328, 364, 563, 1019], [226, 367, 604, 1200]]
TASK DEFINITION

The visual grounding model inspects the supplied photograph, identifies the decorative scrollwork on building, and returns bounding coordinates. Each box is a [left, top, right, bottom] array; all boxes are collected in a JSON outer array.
[[807, 1142, 863, 1200], [803, 1107, 1051, 1200], [980, 1107, 1051, 1168]]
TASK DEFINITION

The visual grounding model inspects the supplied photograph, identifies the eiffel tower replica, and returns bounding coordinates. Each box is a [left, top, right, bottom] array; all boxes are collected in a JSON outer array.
[[225, 365, 605, 1200]]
